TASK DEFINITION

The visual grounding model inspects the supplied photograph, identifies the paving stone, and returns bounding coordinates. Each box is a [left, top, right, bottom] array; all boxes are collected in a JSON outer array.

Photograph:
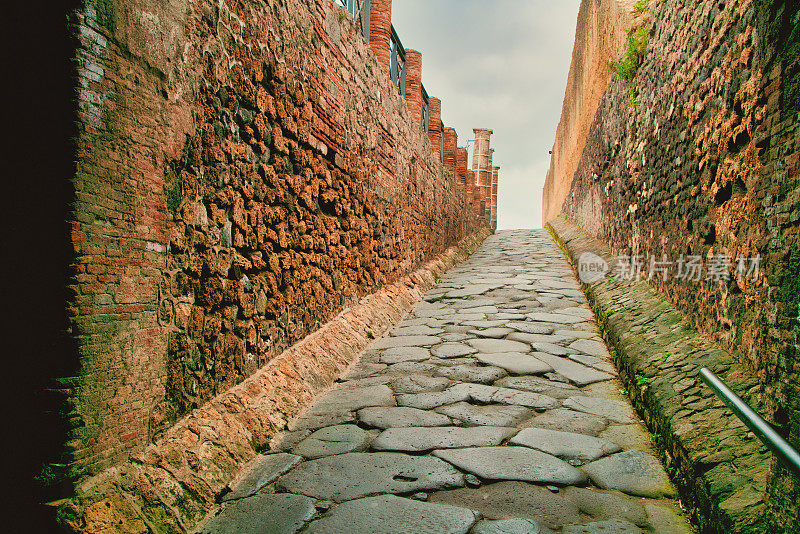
[[434, 364, 507, 384], [644, 503, 694, 533], [471, 518, 554, 534], [223, 453, 302, 501], [447, 284, 502, 297], [436, 402, 533, 426], [442, 332, 472, 341], [468, 327, 514, 338], [468, 338, 531, 353], [276, 452, 464, 502], [269, 430, 311, 452], [581, 451, 676, 498], [521, 409, 608, 436], [371, 335, 442, 349], [335, 375, 395, 389], [562, 520, 643, 534], [397, 386, 471, 409], [429, 356, 478, 367], [568, 354, 616, 374], [380, 346, 430, 364], [198, 493, 316, 534], [553, 329, 597, 340], [432, 342, 479, 358], [429, 481, 583, 530], [464, 320, 509, 328], [510, 428, 621, 463], [287, 411, 356, 432], [432, 447, 587, 485], [303, 495, 479, 534], [371, 426, 516, 452], [389, 361, 437, 373], [494, 375, 580, 399], [598, 425, 654, 453], [494, 312, 527, 320], [563, 396, 637, 424], [568, 339, 610, 358], [462, 305, 500, 314], [476, 352, 552, 375], [561, 487, 649, 527], [527, 312, 586, 324], [533, 352, 614, 386], [530, 342, 570, 356], [292, 425, 374, 459], [392, 374, 451, 393], [506, 322, 555, 335], [392, 325, 445, 336], [357, 406, 452, 428], [342, 362, 387, 380]]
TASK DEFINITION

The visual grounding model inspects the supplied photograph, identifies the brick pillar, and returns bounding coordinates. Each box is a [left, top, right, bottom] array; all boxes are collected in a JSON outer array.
[[429, 97, 442, 160], [404, 49, 422, 127], [471, 128, 493, 223], [369, 0, 392, 80], [443, 127, 458, 181], [491, 166, 499, 230], [456, 147, 471, 193]]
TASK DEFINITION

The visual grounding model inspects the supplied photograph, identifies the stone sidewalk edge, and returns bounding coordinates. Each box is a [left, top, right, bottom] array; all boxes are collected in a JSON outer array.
[[547, 216, 770, 534], [58, 228, 492, 534]]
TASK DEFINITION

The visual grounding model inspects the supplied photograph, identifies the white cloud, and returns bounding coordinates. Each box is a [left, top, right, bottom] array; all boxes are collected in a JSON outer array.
[[391, 0, 581, 228]]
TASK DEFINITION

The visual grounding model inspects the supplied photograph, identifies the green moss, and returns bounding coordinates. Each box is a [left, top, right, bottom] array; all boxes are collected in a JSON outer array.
[[634, 0, 649, 14], [614, 27, 649, 82]]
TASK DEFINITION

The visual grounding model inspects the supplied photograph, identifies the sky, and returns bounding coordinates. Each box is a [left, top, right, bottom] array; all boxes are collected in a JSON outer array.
[[391, 0, 582, 229]]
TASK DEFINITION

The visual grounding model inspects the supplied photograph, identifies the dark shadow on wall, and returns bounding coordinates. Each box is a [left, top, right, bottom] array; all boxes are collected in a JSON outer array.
[[7, 0, 81, 532]]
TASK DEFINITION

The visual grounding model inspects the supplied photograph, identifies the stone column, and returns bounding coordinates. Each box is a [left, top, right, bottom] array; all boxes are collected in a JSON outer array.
[[404, 49, 422, 127], [491, 166, 499, 230], [429, 97, 442, 160], [369, 0, 392, 80]]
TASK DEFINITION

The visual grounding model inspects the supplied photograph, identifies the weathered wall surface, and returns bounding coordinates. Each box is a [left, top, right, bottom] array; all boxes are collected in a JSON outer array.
[[548, 0, 800, 530], [69, 0, 485, 485], [541, 0, 634, 224]]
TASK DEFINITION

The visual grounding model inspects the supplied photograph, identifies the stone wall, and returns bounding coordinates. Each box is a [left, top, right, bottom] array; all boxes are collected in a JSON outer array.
[[547, 0, 800, 529], [69, 0, 488, 483]]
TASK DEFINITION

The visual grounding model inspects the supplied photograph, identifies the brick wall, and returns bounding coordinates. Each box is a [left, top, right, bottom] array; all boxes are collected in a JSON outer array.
[[548, 0, 800, 528], [69, 0, 489, 482]]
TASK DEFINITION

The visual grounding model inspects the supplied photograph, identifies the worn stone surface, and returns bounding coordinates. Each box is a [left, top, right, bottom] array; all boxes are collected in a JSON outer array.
[[561, 487, 649, 527], [292, 425, 374, 459], [198, 493, 316, 534], [276, 452, 465, 502], [582, 451, 676, 498], [380, 347, 431, 364], [429, 482, 583, 530], [357, 407, 452, 429], [522, 408, 609, 436], [435, 364, 507, 384], [436, 402, 533, 427], [561, 520, 643, 534], [433, 446, 588, 485], [510, 428, 621, 463], [371, 426, 516, 452], [223, 453, 302, 501], [563, 396, 636, 424], [471, 518, 554, 534], [533, 352, 614, 386], [476, 352, 552, 375], [467, 339, 532, 353], [303, 495, 479, 534]]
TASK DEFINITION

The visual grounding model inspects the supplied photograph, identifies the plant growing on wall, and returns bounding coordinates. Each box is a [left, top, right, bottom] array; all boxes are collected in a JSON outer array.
[[612, 25, 649, 108]]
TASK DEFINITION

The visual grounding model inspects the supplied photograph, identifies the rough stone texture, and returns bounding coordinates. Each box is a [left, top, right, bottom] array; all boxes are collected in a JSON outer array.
[[582, 450, 676, 498], [222, 453, 302, 501], [303, 495, 479, 534], [197, 493, 316, 534], [432, 446, 588, 485], [276, 452, 465, 502], [436, 402, 533, 427], [292, 425, 374, 458], [471, 518, 553, 534], [371, 426, 516, 452], [562, 396, 637, 424], [476, 352, 553, 375], [561, 520, 643, 534], [67, 0, 491, 487], [357, 407, 452, 429], [510, 428, 621, 463], [522, 408, 609, 436], [429, 481, 584, 531]]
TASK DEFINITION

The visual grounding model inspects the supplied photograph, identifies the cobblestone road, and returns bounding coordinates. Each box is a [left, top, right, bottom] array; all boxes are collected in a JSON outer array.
[[197, 230, 694, 533]]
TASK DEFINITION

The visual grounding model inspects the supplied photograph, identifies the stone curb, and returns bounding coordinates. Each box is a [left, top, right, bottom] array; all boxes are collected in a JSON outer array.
[[547, 217, 770, 534], [60, 228, 491, 534]]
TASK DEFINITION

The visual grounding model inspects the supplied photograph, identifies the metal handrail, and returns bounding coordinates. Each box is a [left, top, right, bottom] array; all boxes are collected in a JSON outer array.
[[699, 368, 800, 476], [389, 24, 406, 95]]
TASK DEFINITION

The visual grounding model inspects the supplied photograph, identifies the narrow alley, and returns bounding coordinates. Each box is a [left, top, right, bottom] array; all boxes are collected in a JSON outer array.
[[198, 230, 693, 533]]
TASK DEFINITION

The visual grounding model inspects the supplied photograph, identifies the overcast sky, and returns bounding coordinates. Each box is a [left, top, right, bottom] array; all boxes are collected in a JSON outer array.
[[391, 0, 581, 229]]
